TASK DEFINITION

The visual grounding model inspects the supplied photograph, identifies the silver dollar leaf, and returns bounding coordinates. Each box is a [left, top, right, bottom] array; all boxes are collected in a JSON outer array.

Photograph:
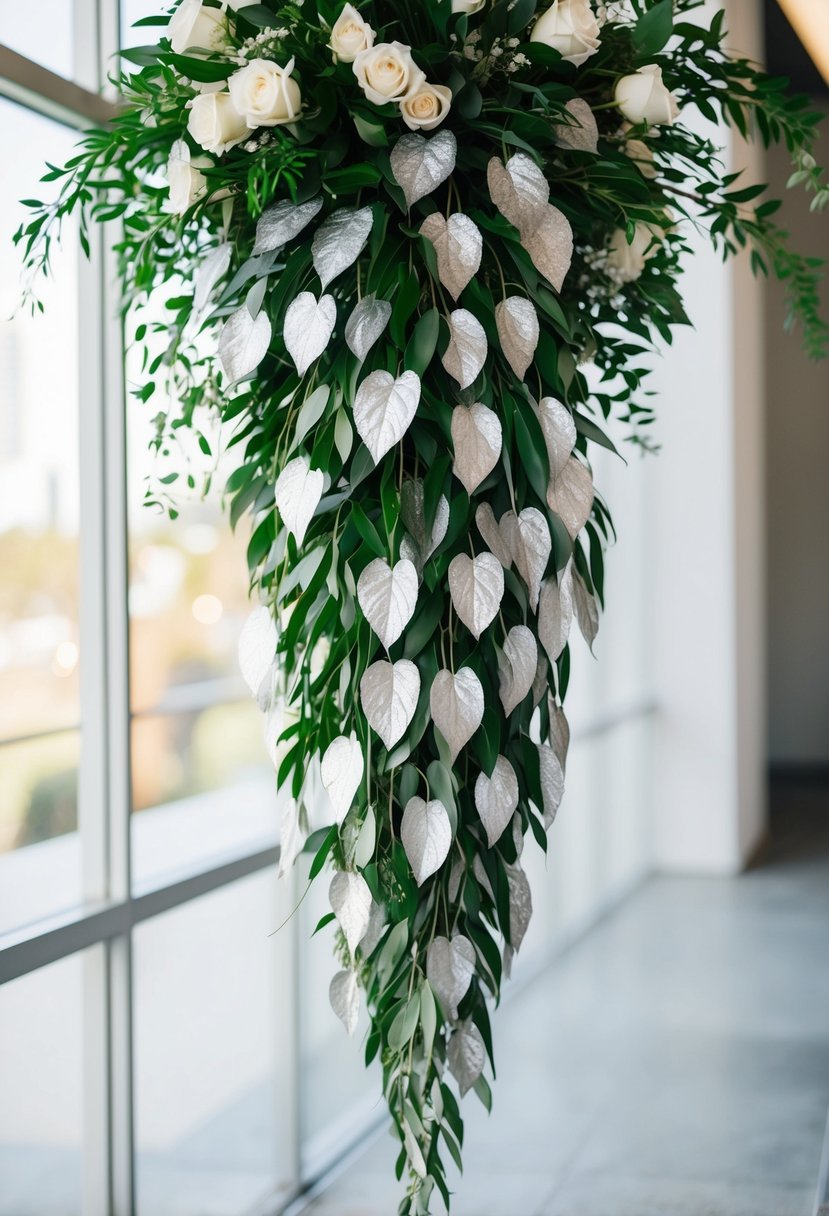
[[426, 935, 475, 1019], [537, 742, 565, 828], [506, 862, 533, 953], [448, 1021, 485, 1097], [538, 561, 575, 663], [401, 796, 452, 886], [219, 304, 271, 383], [253, 195, 323, 254], [274, 456, 324, 546], [329, 969, 360, 1036], [430, 667, 485, 763], [499, 507, 551, 611], [448, 553, 504, 640], [360, 658, 420, 750], [475, 503, 513, 569], [419, 212, 482, 301], [522, 204, 574, 293], [345, 293, 392, 361], [401, 479, 449, 565], [451, 403, 502, 496], [353, 369, 421, 464], [538, 396, 576, 479], [329, 870, 372, 955], [548, 455, 594, 539], [320, 733, 364, 824], [193, 242, 231, 317], [283, 291, 336, 376], [572, 567, 599, 651], [497, 625, 537, 716], [475, 754, 519, 847], [553, 98, 599, 153], [390, 129, 457, 208], [312, 205, 374, 291], [356, 557, 418, 650], [238, 605, 277, 699], [487, 153, 549, 229], [441, 309, 488, 390], [494, 296, 539, 381]]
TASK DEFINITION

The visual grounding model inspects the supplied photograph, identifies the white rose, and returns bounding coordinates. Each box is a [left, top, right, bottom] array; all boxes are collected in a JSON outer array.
[[606, 223, 660, 283], [187, 91, 249, 155], [166, 140, 208, 212], [329, 4, 375, 63], [353, 42, 425, 106], [615, 65, 679, 126], [623, 134, 657, 178], [400, 82, 452, 131], [228, 58, 302, 127], [452, 0, 487, 12], [168, 0, 227, 55], [530, 0, 601, 68]]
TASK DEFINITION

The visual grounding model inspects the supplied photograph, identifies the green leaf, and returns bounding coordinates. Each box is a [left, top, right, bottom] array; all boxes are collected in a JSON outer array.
[[632, 0, 673, 59]]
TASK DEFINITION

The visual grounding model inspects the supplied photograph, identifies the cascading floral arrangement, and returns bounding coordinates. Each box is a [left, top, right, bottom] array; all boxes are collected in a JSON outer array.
[[17, 0, 827, 1209]]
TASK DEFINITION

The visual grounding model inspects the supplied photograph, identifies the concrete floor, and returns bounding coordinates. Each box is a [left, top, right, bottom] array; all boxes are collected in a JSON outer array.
[[299, 786, 829, 1216]]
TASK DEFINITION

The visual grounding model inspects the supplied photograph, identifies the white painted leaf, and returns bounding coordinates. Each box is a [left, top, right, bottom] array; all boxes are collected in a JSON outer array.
[[549, 699, 571, 772], [238, 605, 277, 698], [512, 813, 525, 861], [219, 305, 271, 382], [448, 1021, 485, 1097], [548, 455, 594, 539], [402, 1120, 427, 1180], [553, 98, 599, 153], [572, 568, 600, 651], [311, 205, 374, 290], [451, 403, 502, 495], [472, 854, 495, 900], [441, 309, 488, 390], [329, 969, 360, 1036], [283, 291, 336, 376], [430, 667, 484, 763], [356, 557, 418, 650], [522, 203, 574, 293], [353, 369, 421, 464], [401, 796, 452, 886], [532, 650, 549, 708], [537, 397, 576, 479], [420, 212, 482, 301], [487, 153, 549, 229], [448, 858, 464, 904], [345, 293, 391, 361], [538, 561, 575, 663], [497, 625, 537, 716], [400, 479, 449, 567], [390, 129, 457, 207], [277, 794, 305, 878], [506, 861, 533, 952], [359, 899, 387, 958], [499, 507, 551, 611], [274, 456, 324, 546], [448, 553, 504, 640], [537, 742, 565, 828], [354, 805, 376, 870], [426, 934, 475, 1019], [329, 870, 372, 955], [474, 755, 519, 847], [253, 195, 323, 254], [495, 296, 539, 381], [360, 659, 420, 750], [320, 733, 364, 824], [475, 503, 513, 569], [193, 242, 231, 317]]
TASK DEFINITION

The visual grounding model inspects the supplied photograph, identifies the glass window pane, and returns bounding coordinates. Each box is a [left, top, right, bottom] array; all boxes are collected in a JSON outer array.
[[0, 951, 88, 1216], [134, 872, 295, 1215], [1, 7, 74, 79], [0, 100, 82, 929]]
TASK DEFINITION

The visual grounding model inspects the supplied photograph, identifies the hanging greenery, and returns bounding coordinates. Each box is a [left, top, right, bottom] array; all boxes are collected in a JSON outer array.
[[17, 0, 827, 1210]]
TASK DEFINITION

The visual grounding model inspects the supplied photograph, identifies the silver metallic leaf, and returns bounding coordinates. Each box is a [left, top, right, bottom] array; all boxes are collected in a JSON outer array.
[[451, 403, 502, 495], [538, 561, 575, 663], [401, 796, 452, 886], [345, 293, 392, 361], [448, 1021, 485, 1097], [487, 153, 549, 229], [572, 568, 600, 651], [553, 98, 599, 153], [253, 195, 323, 254], [522, 204, 574, 293], [547, 455, 594, 539], [532, 650, 549, 708], [497, 625, 537, 716], [448, 553, 504, 640], [283, 291, 336, 376], [353, 369, 421, 464], [475, 503, 513, 569], [320, 733, 364, 824], [400, 479, 449, 566], [472, 854, 495, 900], [219, 304, 271, 382], [356, 557, 418, 650], [506, 862, 533, 953], [359, 658, 420, 750], [430, 667, 485, 763], [474, 754, 519, 847], [311, 205, 374, 291], [359, 899, 387, 958], [537, 742, 565, 829], [390, 129, 457, 208], [426, 934, 475, 1019], [193, 242, 231, 317], [441, 309, 488, 390], [419, 212, 482, 301], [549, 699, 571, 772], [274, 456, 324, 546], [499, 507, 551, 612], [329, 969, 360, 1036], [329, 870, 372, 956], [494, 296, 539, 381], [277, 794, 305, 879], [537, 397, 576, 479], [238, 605, 277, 699], [448, 858, 464, 904]]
